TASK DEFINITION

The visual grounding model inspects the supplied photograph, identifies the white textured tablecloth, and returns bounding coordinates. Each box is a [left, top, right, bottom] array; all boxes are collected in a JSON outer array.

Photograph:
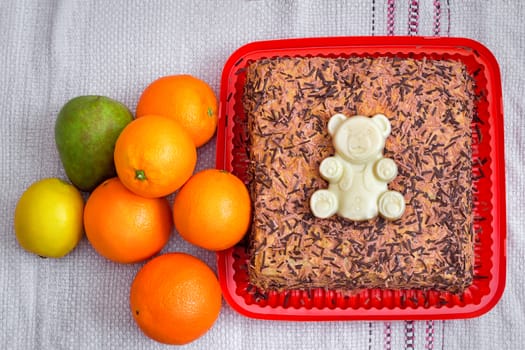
[[1, 1, 523, 349]]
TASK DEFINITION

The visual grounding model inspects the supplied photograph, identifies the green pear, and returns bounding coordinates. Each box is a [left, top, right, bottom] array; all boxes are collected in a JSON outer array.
[[55, 96, 133, 192]]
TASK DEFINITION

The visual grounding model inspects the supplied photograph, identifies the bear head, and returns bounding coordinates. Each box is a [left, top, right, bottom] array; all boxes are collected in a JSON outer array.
[[327, 113, 391, 164]]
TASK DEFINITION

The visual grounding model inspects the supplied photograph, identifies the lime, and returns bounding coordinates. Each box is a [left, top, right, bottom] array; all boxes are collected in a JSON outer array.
[[14, 178, 84, 258]]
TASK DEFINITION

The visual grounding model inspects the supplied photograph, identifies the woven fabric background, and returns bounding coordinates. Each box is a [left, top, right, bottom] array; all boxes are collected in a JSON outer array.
[[1, 1, 523, 349]]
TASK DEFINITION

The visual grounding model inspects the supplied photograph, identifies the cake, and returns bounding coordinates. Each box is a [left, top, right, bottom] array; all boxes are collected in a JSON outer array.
[[243, 56, 476, 293]]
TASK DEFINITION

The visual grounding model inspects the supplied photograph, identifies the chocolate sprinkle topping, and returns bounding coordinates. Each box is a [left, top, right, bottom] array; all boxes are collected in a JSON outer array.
[[243, 56, 476, 293]]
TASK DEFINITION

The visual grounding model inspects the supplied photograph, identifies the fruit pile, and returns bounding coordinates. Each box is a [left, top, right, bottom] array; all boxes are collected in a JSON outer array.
[[13, 75, 251, 345]]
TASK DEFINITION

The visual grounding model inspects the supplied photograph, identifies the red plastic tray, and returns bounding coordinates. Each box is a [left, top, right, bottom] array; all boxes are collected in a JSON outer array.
[[215, 36, 506, 321]]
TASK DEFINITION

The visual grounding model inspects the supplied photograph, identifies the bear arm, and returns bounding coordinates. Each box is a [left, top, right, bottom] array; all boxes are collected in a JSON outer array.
[[374, 157, 398, 182], [319, 156, 344, 183]]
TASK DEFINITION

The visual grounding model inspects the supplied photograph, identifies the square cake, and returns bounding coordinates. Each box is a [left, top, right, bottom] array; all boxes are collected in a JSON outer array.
[[243, 56, 476, 293]]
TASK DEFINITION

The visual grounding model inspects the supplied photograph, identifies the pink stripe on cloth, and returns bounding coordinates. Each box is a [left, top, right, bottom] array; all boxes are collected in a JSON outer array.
[[387, 0, 396, 35], [383, 322, 392, 350]]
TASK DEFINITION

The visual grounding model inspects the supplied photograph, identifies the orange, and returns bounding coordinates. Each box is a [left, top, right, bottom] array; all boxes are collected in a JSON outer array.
[[114, 114, 196, 198], [130, 252, 222, 345], [135, 74, 218, 147], [83, 177, 172, 263], [173, 169, 251, 251]]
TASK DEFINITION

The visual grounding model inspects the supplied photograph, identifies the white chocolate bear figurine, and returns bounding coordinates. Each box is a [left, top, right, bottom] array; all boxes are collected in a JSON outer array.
[[310, 113, 405, 221]]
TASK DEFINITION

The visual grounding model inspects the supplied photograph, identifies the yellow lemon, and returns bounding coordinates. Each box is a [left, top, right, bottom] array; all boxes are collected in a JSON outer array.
[[14, 178, 84, 258]]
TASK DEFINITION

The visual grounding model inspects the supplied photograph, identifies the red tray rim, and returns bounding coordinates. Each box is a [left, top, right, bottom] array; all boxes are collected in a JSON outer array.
[[215, 36, 507, 321]]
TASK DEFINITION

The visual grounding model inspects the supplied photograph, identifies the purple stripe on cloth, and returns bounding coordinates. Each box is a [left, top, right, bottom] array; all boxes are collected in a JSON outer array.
[[446, 0, 451, 36], [372, 0, 376, 35], [441, 321, 446, 350], [425, 320, 435, 350], [387, 0, 396, 35], [383, 322, 392, 350], [408, 0, 420, 35], [433, 0, 442, 35], [404, 321, 415, 350], [369, 322, 373, 350]]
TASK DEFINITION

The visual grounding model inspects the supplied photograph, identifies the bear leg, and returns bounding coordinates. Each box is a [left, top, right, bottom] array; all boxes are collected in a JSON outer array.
[[310, 189, 339, 219], [378, 190, 406, 220]]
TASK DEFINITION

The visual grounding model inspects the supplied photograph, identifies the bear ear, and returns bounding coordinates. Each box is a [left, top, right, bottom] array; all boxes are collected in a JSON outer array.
[[328, 113, 348, 135], [372, 114, 391, 137]]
